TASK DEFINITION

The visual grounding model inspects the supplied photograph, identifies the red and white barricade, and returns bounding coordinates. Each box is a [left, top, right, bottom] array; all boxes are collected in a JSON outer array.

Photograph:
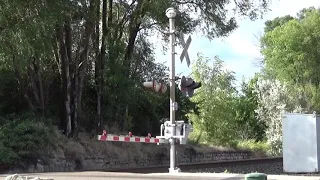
[[97, 130, 169, 144]]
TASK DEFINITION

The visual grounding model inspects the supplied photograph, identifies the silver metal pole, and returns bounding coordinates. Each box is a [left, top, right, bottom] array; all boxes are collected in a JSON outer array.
[[166, 7, 177, 174]]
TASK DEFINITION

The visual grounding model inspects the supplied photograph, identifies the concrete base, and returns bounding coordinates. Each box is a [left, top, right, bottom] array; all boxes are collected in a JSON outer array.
[[168, 167, 181, 173]]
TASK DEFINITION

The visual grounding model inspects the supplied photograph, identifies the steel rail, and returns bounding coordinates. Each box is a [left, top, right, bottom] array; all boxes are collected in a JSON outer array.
[[105, 157, 283, 173]]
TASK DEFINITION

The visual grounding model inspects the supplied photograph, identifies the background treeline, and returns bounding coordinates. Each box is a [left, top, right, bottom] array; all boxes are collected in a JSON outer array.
[[189, 7, 320, 156], [0, 0, 269, 137]]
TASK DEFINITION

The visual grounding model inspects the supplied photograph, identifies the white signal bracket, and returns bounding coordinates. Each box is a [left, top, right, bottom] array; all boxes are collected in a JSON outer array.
[[156, 120, 194, 145]]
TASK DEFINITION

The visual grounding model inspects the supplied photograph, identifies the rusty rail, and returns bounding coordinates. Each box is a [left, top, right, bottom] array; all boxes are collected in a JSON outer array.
[[105, 157, 283, 173]]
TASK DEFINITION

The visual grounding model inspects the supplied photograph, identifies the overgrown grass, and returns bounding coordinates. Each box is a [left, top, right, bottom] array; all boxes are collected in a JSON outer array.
[[187, 131, 270, 154], [235, 139, 270, 153]]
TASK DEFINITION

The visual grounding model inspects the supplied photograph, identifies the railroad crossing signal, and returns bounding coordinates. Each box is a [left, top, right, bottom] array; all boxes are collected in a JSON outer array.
[[179, 33, 192, 67], [143, 81, 167, 93], [179, 76, 201, 97]]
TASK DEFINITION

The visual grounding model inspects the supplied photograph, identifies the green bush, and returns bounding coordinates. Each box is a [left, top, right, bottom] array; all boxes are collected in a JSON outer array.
[[0, 114, 52, 168]]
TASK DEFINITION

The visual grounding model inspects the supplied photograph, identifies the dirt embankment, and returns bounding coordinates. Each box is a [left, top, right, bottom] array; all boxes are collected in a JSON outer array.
[[5, 130, 260, 174]]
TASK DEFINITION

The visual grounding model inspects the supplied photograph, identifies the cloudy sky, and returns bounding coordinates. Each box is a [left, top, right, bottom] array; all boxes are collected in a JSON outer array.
[[151, 0, 320, 88]]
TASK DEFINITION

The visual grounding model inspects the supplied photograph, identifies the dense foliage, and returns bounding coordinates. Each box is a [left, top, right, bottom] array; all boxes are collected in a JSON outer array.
[[2, 0, 320, 167], [189, 55, 238, 145], [2, 0, 320, 168], [0, 0, 274, 167], [256, 7, 320, 154], [188, 6, 320, 156], [0, 114, 52, 168], [188, 55, 267, 147]]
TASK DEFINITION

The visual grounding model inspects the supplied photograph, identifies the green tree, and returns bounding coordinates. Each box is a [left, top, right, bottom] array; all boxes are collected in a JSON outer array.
[[253, 76, 300, 155], [263, 15, 294, 32], [234, 75, 266, 141], [261, 9, 320, 85], [188, 54, 239, 145], [260, 7, 320, 112]]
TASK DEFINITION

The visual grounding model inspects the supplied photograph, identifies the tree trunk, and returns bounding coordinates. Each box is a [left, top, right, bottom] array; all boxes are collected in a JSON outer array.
[[123, 0, 149, 77], [32, 57, 45, 116], [98, 0, 108, 133], [76, 0, 97, 137], [64, 21, 80, 139], [27, 65, 41, 110], [123, 23, 140, 77], [96, 0, 112, 133], [95, 0, 102, 134], [117, 1, 148, 130], [36, 61, 45, 116], [57, 24, 72, 137], [12, 52, 35, 112]]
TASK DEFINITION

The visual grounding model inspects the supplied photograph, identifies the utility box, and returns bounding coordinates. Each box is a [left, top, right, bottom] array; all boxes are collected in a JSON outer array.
[[282, 112, 320, 173]]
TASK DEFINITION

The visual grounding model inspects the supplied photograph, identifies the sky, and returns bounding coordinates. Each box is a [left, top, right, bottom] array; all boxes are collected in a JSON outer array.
[[151, 0, 320, 88]]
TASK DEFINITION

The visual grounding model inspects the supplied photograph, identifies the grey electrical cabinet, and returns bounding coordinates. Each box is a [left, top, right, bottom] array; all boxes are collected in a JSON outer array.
[[282, 112, 320, 173]]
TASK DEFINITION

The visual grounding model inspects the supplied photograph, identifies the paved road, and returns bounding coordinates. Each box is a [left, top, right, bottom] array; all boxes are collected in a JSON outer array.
[[1, 172, 320, 180], [0, 172, 244, 180]]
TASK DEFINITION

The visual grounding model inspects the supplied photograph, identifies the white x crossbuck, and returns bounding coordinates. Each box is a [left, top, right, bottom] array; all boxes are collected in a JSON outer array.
[[178, 33, 192, 67]]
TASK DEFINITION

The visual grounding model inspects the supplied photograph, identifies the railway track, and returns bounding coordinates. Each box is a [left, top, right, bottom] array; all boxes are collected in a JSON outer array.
[[106, 157, 283, 173]]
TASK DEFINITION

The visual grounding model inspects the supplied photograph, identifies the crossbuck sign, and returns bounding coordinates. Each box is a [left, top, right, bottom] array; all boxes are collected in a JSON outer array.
[[178, 33, 192, 67]]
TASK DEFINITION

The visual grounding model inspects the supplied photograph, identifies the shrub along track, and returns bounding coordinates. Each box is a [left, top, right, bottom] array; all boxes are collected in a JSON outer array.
[[105, 157, 283, 173]]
